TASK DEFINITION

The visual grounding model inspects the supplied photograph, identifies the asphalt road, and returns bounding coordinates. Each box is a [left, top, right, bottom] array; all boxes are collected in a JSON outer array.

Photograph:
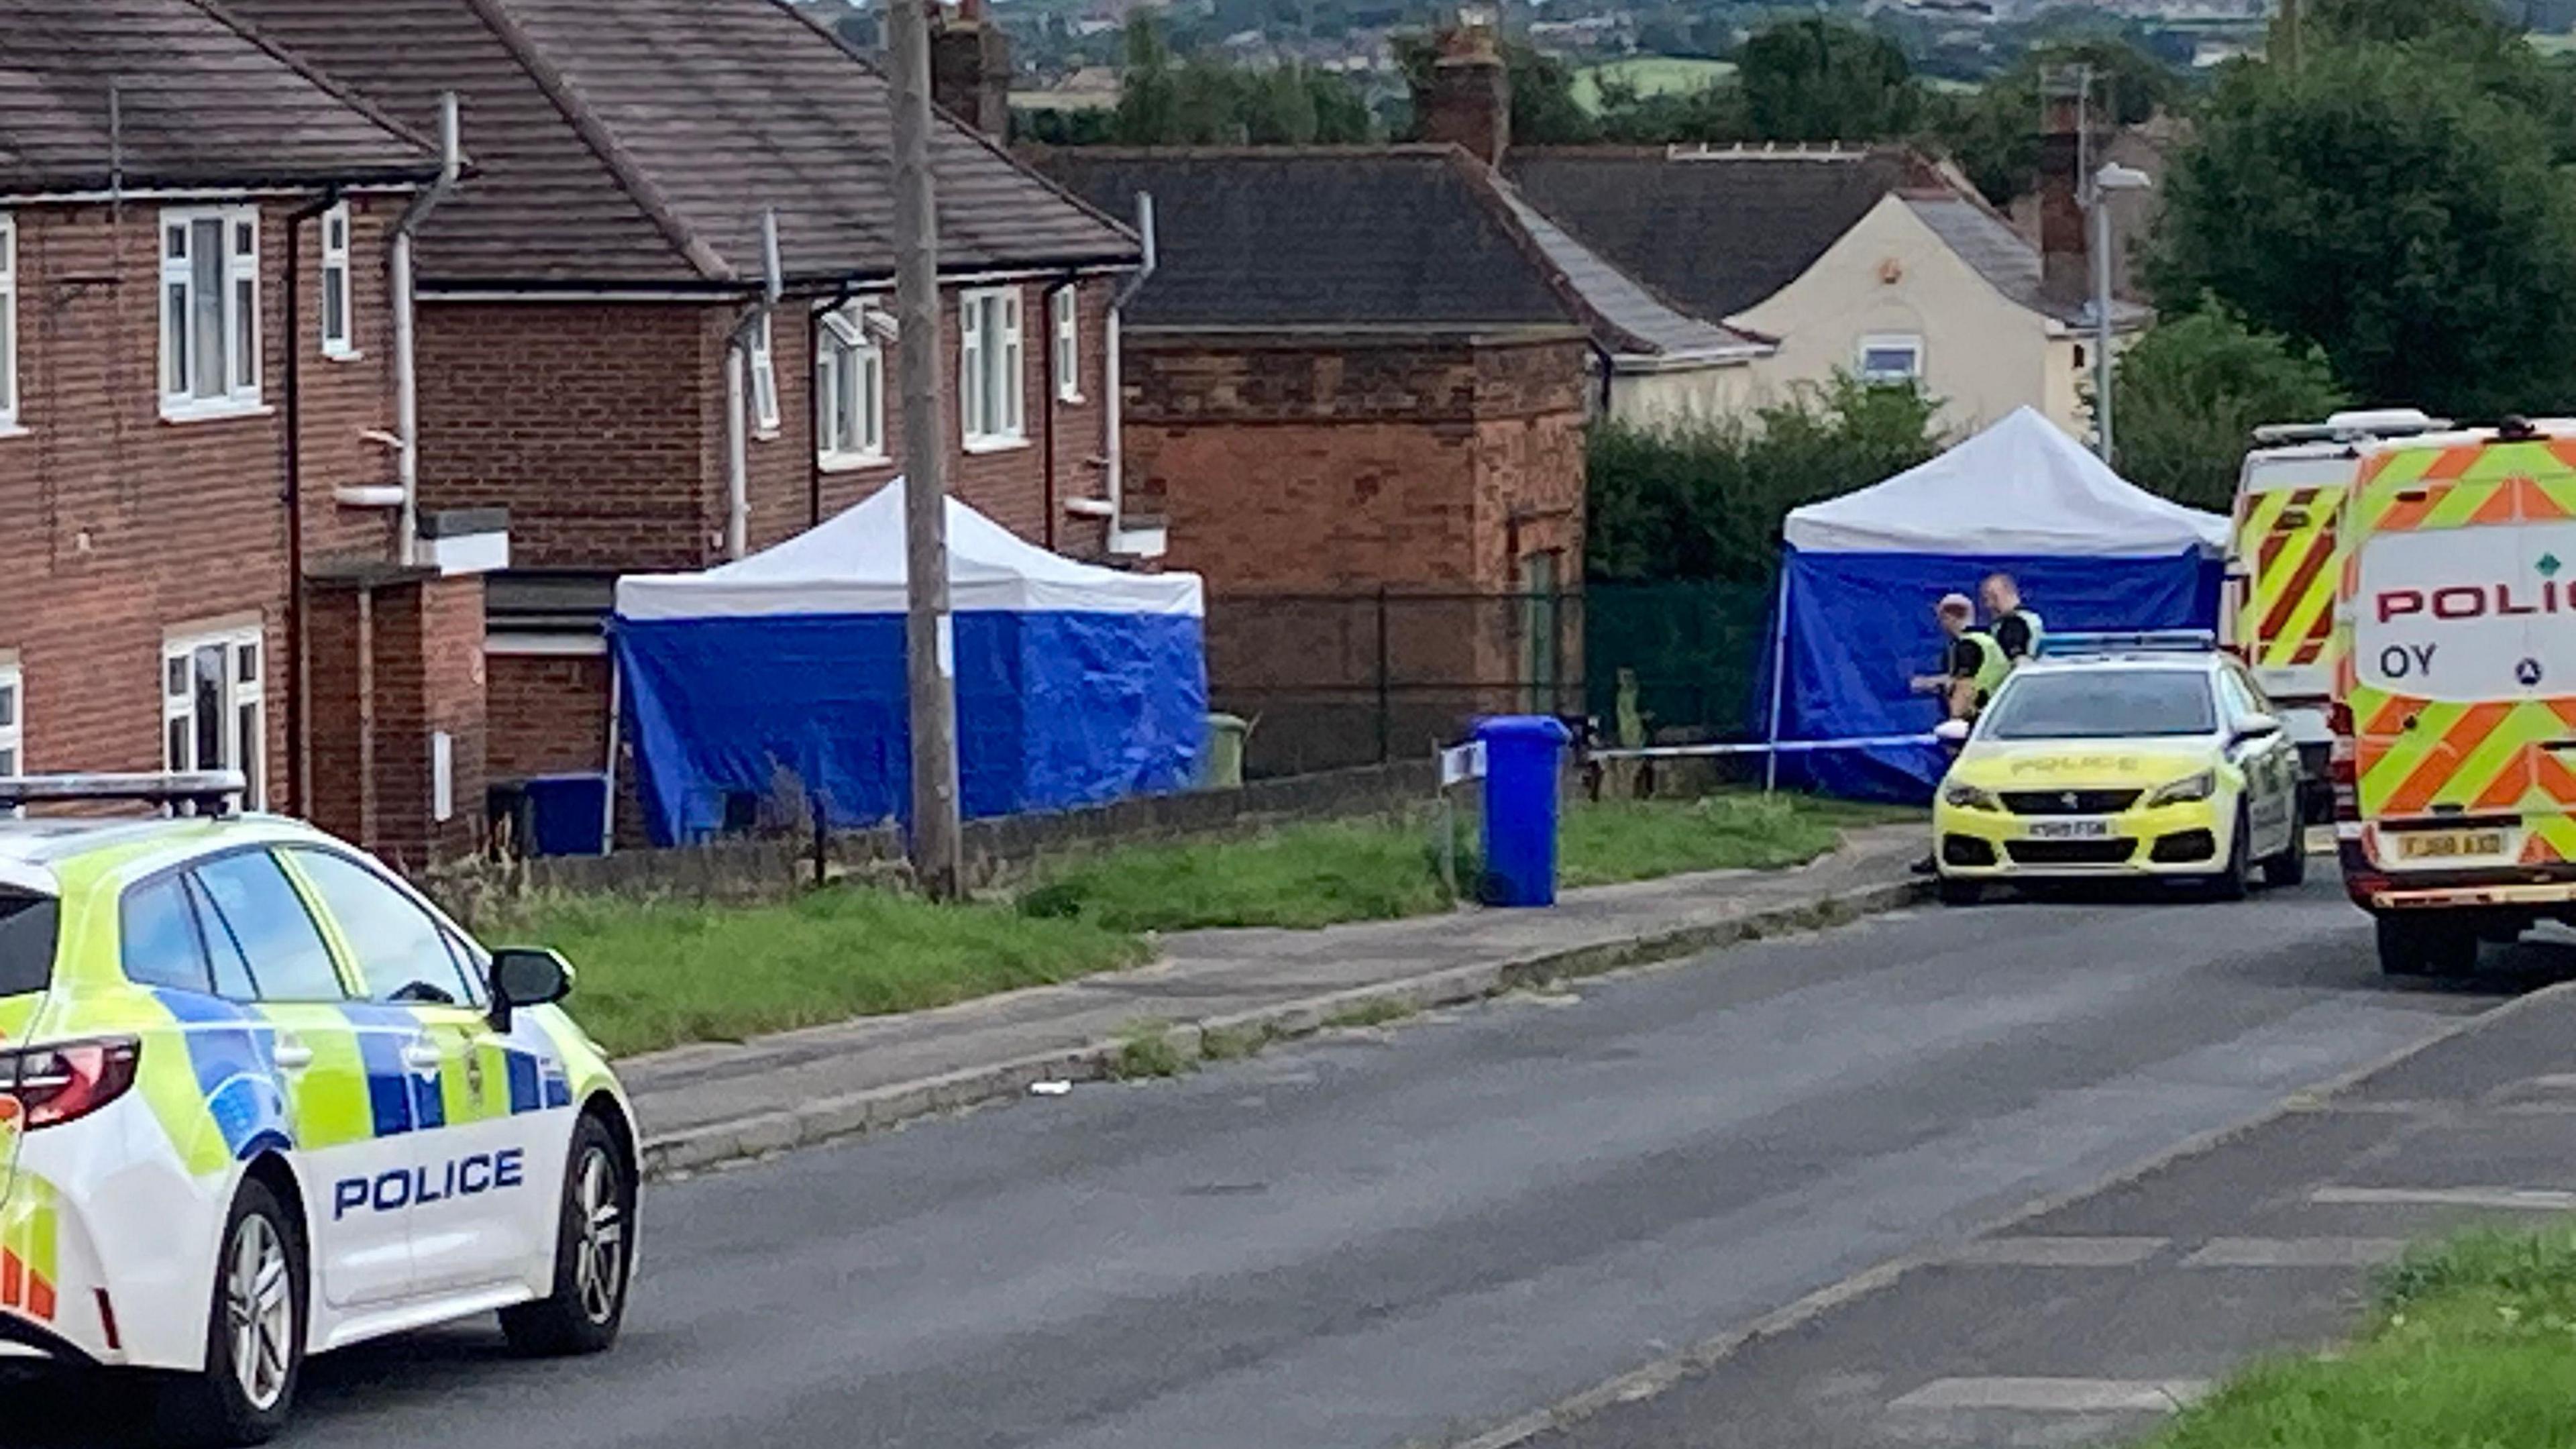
[[8, 877, 2547, 1449]]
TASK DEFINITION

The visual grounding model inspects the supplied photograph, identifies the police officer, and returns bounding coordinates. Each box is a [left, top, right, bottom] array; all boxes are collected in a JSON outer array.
[[1912, 593, 2006, 721], [1982, 572, 2044, 668]]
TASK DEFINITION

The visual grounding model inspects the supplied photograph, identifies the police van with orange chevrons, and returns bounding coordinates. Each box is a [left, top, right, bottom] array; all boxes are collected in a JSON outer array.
[[2223, 410, 2447, 822], [0, 773, 637, 1444], [2334, 419, 2576, 977]]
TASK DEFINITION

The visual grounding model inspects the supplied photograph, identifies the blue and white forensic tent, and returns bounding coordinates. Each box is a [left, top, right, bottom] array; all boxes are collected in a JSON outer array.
[[1765, 408, 2229, 802], [612, 480, 1208, 845]]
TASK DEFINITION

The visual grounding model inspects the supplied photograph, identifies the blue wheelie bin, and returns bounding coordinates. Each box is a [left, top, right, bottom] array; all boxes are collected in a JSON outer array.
[[1477, 716, 1572, 907]]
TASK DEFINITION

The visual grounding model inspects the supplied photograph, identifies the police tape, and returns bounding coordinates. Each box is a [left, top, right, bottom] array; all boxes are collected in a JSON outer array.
[[1587, 732, 1941, 761]]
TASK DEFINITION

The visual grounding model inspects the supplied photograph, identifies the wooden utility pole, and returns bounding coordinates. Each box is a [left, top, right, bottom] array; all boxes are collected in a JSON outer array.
[[888, 0, 963, 899], [2274, 0, 2303, 72]]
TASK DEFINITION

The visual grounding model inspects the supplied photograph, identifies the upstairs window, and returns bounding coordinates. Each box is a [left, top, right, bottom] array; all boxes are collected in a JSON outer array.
[[0, 215, 17, 429], [816, 303, 885, 466], [160, 207, 261, 418], [960, 286, 1023, 449], [1856, 333, 1924, 386], [319, 202, 354, 359], [1051, 286, 1081, 403], [0, 658, 20, 778], [749, 312, 780, 436]]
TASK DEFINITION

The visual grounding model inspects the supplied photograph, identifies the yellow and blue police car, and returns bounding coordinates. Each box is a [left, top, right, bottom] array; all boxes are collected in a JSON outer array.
[[1931, 633, 2307, 904], [0, 773, 635, 1444]]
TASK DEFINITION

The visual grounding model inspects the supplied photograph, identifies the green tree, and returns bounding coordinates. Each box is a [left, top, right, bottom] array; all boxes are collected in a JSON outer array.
[[1112, 15, 1179, 145], [2303, 0, 2506, 47], [1587, 377, 1947, 584], [1942, 40, 2187, 207], [1733, 18, 1921, 142], [2109, 307, 2353, 510], [2147, 41, 2576, 418]]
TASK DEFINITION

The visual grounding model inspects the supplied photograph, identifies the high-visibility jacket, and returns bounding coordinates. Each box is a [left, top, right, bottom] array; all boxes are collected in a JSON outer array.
[[1994, 608, 2044, 665], [1960, 630, 2010, 698]]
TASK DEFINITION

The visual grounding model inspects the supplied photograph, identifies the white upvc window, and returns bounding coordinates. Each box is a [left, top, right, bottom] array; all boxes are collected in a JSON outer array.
[[960, 286, 1024, 449], [164, 626, 265, 809], [1856, 332, 1925, 385], [160, 206, 262, 418], [1051, 285, 1082, 403], [319, 201, 355, 359], [816, 302, 886, 467], [749, 312, 780, 436], [0, 658, 21, 779], [0, 215, 17, 430]]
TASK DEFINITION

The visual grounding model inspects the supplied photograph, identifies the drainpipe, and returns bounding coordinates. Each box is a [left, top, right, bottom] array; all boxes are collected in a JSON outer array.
[[1103, 193, 1155, 551], [724, 209, 783, 560], [392, 93, 463, 570], [283, 187, 341, 818]]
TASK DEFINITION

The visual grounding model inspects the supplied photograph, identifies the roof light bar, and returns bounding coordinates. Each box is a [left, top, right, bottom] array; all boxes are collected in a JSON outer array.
[[2035, 631, 2217, 659], [0, 772, 249, 814]]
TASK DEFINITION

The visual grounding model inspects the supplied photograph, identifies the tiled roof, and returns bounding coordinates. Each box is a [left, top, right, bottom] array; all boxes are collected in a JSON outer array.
[[1033, 146, 1765, 361], [1503, 146, 1915, 321], [0, 0, 441, 196], [1033, 148, 1570, 330], [220, 0, 1140, 288], [1904, 195, 2153, 330]]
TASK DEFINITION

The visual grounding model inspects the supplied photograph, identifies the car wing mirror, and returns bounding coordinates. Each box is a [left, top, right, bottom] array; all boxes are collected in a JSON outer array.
[[488, 946, 574, 1032], [1933, 718, 1972, 745], [2234, 712, 2282, 745]]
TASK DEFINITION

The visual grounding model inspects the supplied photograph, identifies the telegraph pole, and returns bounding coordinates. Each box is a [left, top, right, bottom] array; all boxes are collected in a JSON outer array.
[[888, 0, 963, 899]]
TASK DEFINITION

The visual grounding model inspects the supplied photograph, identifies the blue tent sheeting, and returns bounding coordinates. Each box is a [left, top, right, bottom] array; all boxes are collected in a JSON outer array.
[[1758, 549, 2224, 801], [1760, 409, 2231, 803], [612, 481, 1208, 845]]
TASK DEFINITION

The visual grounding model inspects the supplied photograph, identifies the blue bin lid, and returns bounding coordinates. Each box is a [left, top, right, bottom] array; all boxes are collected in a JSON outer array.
[[1472, 715, 1572, 745]]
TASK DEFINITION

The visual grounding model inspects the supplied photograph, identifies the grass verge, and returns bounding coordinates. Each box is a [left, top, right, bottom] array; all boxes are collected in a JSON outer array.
[[1021, 792, 1909, 933], [484, 887, 1149, 1058], [2146, 1224, 2576, 1448]]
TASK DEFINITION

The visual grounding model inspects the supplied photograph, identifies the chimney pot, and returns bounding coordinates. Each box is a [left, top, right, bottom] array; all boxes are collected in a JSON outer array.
[[1416, 10, 1510, 165]]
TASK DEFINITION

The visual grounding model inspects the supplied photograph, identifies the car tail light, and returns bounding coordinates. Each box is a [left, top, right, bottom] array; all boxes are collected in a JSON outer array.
[[2328, 700, 2355, 737], [0, 1038, 141, 1130]]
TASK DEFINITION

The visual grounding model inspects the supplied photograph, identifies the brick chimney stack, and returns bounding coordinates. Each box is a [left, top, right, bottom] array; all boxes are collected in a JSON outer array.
[[2037, 70, 2091, 312], [1417, 8, 1511, 166], [930, 0, 1011, 139]]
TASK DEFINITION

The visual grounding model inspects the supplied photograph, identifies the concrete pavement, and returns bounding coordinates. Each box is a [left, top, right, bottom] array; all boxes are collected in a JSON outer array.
[[631, 824, 1929, 1176], [10, 869, 2530, 1449]]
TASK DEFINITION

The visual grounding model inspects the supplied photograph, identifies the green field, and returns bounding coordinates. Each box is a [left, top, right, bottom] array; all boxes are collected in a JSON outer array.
[[1572, 56, 1737, 111]]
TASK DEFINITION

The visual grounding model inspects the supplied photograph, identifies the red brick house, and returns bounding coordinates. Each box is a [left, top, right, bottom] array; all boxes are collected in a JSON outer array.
[[0, 0, 504, 863], [225, 0, 1148, 813]]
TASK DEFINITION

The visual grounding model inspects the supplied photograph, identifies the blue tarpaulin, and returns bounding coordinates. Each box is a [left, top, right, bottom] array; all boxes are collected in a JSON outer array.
[[1761, 410, 2230, 802], [612, 480, 1208, 846]]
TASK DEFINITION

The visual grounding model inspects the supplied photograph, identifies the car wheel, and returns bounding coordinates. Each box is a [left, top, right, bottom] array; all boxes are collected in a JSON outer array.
[[1937, 877, 1983, 906], [2377, 914, 2480, 979], [2207, 805, 2253, 902], [501, 1112, 636, 1357], [2262, 820, 2308, 888], [159, 1177, 305, 1447]]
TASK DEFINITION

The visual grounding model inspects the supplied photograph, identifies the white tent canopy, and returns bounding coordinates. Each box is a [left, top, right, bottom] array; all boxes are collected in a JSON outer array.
[[1782, 407, 2229, 557], [615, 478, 1205, 621]]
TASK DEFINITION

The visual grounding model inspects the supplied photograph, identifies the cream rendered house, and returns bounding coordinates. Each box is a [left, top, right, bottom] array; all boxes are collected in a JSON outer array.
[[1731, 187, 2153, 438], [1503, 145, 2152, 439]]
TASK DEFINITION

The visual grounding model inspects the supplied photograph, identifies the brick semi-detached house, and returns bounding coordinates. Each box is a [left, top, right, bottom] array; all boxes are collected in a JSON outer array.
[[0, 0, 506, 863], [227, 0, 1147, 817]]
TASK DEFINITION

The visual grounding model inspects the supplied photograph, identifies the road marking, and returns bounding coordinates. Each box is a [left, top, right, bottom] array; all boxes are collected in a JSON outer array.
[[1943, 1236, 2167, 1267], [1886, 1377, 2209, 1414], [2312, 1185, 2576, 1211], [2182, 1236, 2408, 1268]]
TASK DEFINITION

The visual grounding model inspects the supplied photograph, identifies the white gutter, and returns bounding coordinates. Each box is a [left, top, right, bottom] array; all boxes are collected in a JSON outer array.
[[391, 93, 464, 568], [722, 209, 783, 561], [1103, 193, 1155, 555]]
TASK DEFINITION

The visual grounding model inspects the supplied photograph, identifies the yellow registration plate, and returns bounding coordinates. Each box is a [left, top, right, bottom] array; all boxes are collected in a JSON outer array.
[[2396, 830, 2511, 861]]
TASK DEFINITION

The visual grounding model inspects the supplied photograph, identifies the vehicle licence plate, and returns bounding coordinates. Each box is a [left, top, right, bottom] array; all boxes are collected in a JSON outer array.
[[2028, 819, 2114, 840], [2396, 830, 2511, 861]]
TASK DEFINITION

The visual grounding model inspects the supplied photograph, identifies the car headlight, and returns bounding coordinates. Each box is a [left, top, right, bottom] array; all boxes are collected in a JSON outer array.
[[2147, 770, 2217, 808], [1941, 781, 2002, 812]]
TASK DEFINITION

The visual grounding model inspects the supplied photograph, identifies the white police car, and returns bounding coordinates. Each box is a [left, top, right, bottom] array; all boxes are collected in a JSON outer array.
[[0, 775, 637, 1444]]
